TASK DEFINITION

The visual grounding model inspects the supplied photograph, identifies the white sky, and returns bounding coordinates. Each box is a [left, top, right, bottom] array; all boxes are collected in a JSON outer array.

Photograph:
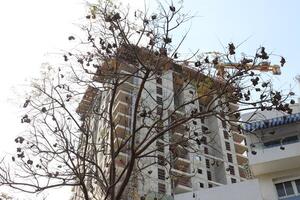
[[0, 0, 299, 199]]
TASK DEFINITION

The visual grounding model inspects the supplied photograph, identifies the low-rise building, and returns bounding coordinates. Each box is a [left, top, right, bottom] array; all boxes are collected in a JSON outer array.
[[175, 100, 300, 200]]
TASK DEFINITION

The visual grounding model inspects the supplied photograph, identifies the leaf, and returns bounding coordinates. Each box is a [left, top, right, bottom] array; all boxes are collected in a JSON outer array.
[[280, 57, 286, 67], [23, 100, 30, 108], [68, 36, 75, 40], [41, 107, 47, 113], [194, 61, 201, 67], [228, 43, 235, 55], [169, 6, 175, 12], [27, 160, 33, 165]]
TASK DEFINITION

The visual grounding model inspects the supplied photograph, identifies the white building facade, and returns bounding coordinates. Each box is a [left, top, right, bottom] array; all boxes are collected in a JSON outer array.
[[175, 101, 300, 200], [73, 57, 248, 199]]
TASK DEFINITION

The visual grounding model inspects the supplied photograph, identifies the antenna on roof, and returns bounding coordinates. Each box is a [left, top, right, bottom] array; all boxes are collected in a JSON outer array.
[[295, 75, 300, 102]]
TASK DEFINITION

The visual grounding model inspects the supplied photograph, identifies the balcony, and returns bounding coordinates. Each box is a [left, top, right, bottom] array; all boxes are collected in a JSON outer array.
[[114, 125, 130, 140], [236, 153, 248, 166], [172, 125, 186, 137], [115, 152, 128, 168], [173, 177, 192, 194], [113, 101, 132, 117], [173, 160, 191, 174], [115, 90, 132, 105], [238, 165, 248, 179], [114, 114, 131, 128], [208, 180, 224, 187], [174, 148, 190, 162], [232, 131, 246, 144], [234, 142, 247, 155], [171, 132, 189, 145], [248, 140, 300, 176]]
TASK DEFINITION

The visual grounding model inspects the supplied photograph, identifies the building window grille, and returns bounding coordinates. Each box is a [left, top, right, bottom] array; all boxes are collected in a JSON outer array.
[[200, 107, 204, 113], [201, 118, 205, 124], [222, 120, 227, 128], [223, 130, 229, 139], [229, 165, 235, 175], [201, 136, 207, 145], [207, 171, 212, 181], [157, 155, 165, 166], [264, 135, 299, 148], [157, 107, 163, 116], [156, 141, 164, 153], [199, 182, 204, 188], [158, 168, 165, 180], [296, 179, 300, 193], [197, 168, 202, 174], [202, 126, 209, 134], [205, 159, 210, 169], [227, 153, 233, 163], [156, 77, 162, 85], [275, 179, 300, 199], [158, 183, 166, 193], [231, 178, 237, 183], [204, 147, 208, 154], [157, 86, 163, 95], [225, 142, 231, 151], [157, 96, 163, 106]]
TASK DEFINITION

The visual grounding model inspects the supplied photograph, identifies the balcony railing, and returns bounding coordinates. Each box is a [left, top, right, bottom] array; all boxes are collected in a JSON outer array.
[[175, 178, 192, 188]]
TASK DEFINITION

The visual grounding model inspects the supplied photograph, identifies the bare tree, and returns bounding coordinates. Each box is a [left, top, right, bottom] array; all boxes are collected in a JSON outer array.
[[0, 0, 295, 200]]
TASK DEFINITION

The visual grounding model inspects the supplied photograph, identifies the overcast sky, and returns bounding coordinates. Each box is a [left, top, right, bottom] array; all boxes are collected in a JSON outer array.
[[0, 0, 299, 199]]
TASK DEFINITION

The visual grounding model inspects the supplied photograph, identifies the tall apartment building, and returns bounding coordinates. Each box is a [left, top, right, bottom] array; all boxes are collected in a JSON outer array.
[[176, 100, 300, 200], [73, 49, 248, 199]]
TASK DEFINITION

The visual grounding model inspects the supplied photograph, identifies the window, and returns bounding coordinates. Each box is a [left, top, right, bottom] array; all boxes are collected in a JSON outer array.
[[227, 153, 233, 163], [202, 126, 209, 134], [156, 77, 162, 85], [195, 155, 201, 161], [296, 179, 300, 193], [199, 106, 203, 112], [158, 168, 165, 180], [207, 171, 212, 181], [223, 130, 229, 139], [228, 165, 235, 175], [264, 135, 299, 148], [156, 141, 164, 152], [201, 118, 205, 124], [157, 107, 163, 116], [204, 147, 209, 154], [197, 168, 202, 174], [158, 183, 166, 193], [157, 96, 163, 105], [206, 159, 210, 169], [208, 183, 213, 188], [157, 86, 163, 95], [276, 182, 294, 198], [275, 179, 300, 199], [192, 120, 197, 125], [189, 90, 194, 95], [231, 178, 237, 183], [225, 142, 231, 151], [199, 182, 204, 188], [222, 120, 227, 128], [201, 136, 207, 145], [157, 155, 165, 166]]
